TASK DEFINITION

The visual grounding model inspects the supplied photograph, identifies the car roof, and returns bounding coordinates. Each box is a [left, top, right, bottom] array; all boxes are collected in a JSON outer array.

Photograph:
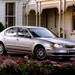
[[0, 26, 45, 35], [9, 26, 44, 29]]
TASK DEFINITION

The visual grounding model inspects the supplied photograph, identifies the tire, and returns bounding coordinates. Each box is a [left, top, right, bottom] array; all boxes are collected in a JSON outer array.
[[0, 43, 6, 55], [34, 46, 47, 60]]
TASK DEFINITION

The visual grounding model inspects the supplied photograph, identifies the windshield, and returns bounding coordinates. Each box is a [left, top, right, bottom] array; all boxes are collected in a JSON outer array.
[[28, 27, 56, 38]]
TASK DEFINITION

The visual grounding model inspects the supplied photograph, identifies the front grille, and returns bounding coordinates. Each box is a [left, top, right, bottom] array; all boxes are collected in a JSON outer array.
[[65, 45, 75, 48], [69, 50, 75, 53]]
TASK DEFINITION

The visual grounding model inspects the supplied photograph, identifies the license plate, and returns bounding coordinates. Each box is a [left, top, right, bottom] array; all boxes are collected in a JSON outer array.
[[69, 50, 75, 53]]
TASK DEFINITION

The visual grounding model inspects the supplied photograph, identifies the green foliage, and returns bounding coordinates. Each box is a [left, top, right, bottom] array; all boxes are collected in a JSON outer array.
[[61, 64, 75, 75], [15, 62, 75, 75], [0, 67, 6, 74], [4, 65, 17, 74], [0, 22, 4, 32], [16, 62, 30, 75], [1, 59, 75, 75]]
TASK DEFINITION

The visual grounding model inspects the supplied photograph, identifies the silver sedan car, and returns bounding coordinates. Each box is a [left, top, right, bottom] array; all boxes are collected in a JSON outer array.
[[0, 26, 75, 60]]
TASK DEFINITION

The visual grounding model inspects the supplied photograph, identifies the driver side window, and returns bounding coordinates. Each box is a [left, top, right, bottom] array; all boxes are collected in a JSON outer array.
[[18, 28, 30, 37]]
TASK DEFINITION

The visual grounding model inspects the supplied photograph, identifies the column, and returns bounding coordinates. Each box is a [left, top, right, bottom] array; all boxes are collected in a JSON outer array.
[[36, 2, 38, 26], [39, 13, 41, 27], [26, 4, 29, 26], [23, 14, 25, 26], [22, 6, 25, 26], [26, 14, 28, 26], [16, 2, 17, 26], [62, 11, 65, 38], [39, 1, 41, 27], [36, 14, 38, 26], [62, 0, 66, 38], [58, 0, 62, 37]]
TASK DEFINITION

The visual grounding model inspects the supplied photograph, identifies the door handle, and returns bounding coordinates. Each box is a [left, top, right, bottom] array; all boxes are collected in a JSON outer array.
[[17, 39, 19, 41], [3, 38, 5, 39]]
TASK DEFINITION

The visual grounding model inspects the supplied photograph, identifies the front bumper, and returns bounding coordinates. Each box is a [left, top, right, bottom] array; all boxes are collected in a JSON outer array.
[[46, 48, 75, 57], [47, 53, 75, 57]]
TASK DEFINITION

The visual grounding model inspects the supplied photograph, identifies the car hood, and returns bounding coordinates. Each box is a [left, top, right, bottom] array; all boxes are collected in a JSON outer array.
[[37, 37, 75, 45]]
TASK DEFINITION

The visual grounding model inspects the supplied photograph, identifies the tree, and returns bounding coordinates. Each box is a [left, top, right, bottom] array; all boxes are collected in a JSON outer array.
[[0, 22, 4, 32]]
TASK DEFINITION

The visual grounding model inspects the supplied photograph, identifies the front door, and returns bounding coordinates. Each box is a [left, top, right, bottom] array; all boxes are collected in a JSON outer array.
[[15, 27, 33, 54]]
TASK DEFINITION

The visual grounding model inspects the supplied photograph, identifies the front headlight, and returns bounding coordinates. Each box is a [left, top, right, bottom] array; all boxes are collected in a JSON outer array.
[[51, 43, 63, 48]]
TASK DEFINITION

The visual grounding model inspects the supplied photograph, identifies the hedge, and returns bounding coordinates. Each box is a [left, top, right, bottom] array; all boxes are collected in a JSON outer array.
[[0, 57, 75, 75]]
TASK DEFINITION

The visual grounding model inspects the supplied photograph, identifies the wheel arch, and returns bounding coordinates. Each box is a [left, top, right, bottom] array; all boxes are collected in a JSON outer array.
[[0, 41, 4, 45], [0, 41, 6, 55], [0, 41, 5, 50], [33, 44, 45, 54]]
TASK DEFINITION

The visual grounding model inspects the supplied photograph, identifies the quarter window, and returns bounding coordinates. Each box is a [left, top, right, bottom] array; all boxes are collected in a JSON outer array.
[[5, 28, 17, 36]]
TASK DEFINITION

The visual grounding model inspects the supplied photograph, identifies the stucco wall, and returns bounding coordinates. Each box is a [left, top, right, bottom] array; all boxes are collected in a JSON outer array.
[[16, 1, 23, 26], [0, 0, 23, 27], [0, 1, 5, 26], [65, 12, 72, 39]]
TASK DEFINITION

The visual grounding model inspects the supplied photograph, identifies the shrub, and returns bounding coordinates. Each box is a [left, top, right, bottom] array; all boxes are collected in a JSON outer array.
[[0, 58, 75, 75], [0, 59, 17, 75], [0, 67, 6, 74], [0, 22, 4, 32]]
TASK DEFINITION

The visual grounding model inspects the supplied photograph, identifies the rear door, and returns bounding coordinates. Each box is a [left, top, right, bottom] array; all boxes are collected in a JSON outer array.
[[3, 27, 17, 52]]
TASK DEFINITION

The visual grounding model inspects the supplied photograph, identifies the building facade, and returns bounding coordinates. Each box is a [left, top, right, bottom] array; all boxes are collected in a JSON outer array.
[[0, 0, 75, 40], [24, 0, 75, 40], [0, 0, 23, 27]]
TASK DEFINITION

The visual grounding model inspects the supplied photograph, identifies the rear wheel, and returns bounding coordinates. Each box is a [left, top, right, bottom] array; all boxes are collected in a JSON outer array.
[[34, 46, 47, 60], [0, 43, 6, 55]]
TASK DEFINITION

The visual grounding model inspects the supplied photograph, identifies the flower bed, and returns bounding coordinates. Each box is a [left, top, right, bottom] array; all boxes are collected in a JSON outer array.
[[0, 56, 75, 75]]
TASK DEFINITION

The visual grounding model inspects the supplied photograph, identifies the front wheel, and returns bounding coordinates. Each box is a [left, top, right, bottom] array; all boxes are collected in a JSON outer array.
[[34, 46, 47, 60]]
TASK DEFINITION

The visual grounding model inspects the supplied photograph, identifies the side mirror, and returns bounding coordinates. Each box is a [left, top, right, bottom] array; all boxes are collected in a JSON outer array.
[[24, 34, 31, 38], [25, 35, 31, 38]]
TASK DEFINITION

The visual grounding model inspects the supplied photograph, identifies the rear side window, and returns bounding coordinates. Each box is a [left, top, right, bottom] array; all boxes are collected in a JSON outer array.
[[5, 28, 17, 36]]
